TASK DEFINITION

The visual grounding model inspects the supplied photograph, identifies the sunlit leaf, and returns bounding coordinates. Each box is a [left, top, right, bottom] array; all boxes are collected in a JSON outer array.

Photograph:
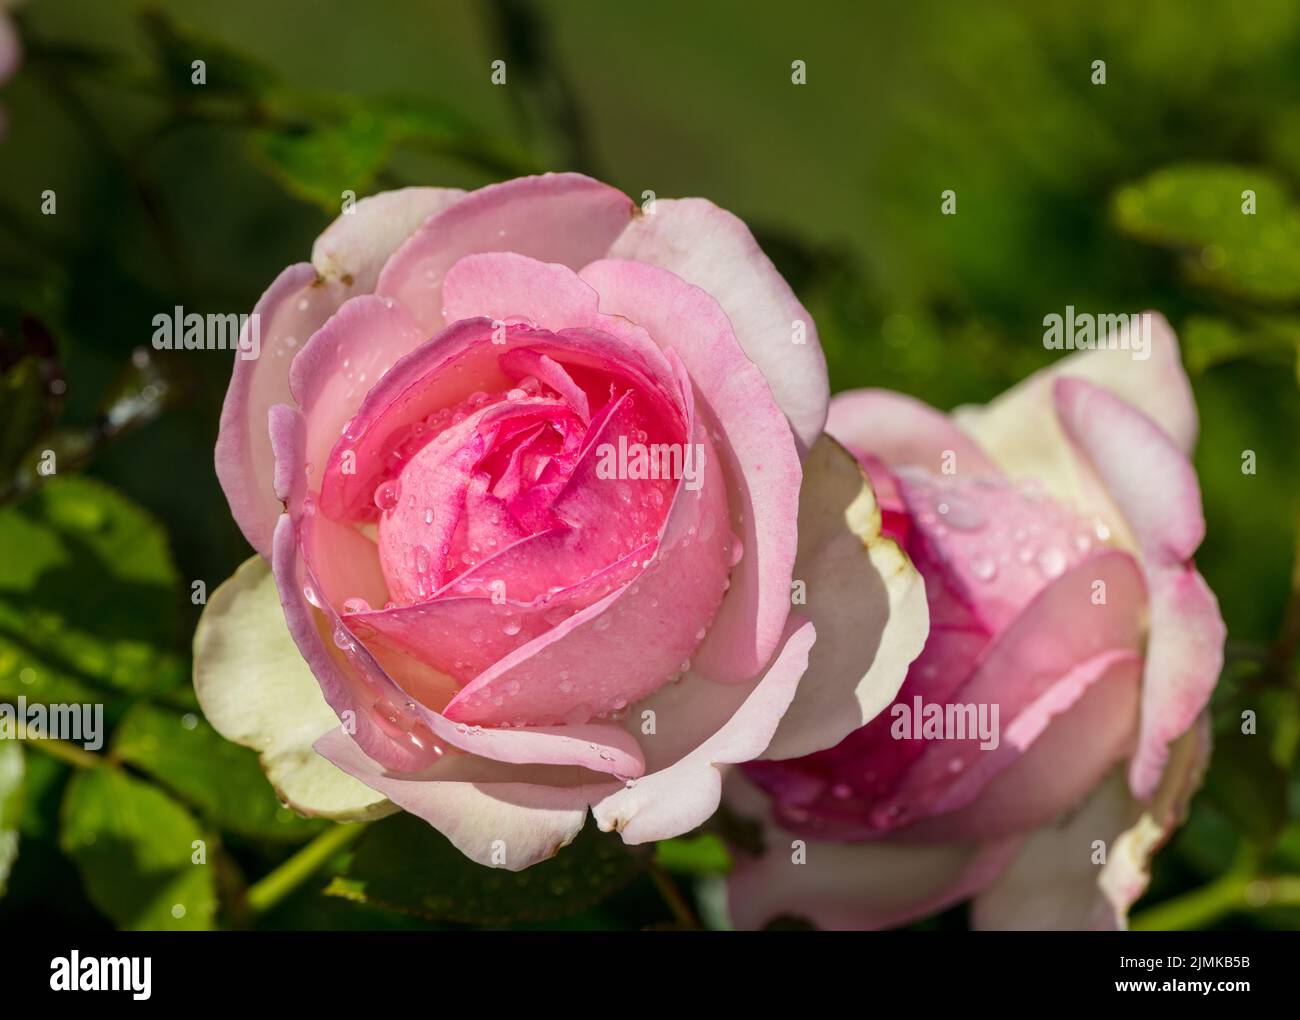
[[655, 832, 731, 876], [0, 477, 185, 711], [59, 766, 216, 930], [112, 702, 325, 843], [1112, 163, 1300, 301]]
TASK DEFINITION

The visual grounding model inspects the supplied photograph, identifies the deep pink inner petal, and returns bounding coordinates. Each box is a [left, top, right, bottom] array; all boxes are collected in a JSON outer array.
[[745, 463, 1141, 842], [304, 317, 707, 727]]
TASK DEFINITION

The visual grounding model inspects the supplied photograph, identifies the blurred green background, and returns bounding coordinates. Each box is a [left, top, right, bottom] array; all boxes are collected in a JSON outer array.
[[1, 0, 1299, 931]]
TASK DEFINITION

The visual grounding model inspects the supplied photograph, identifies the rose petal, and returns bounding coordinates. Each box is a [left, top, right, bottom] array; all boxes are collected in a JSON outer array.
[[193, 556, 394, 820], [1052, 377, 1225, 799], [895, 650, 1141, 843], [827, 388, 1002, 478], [316, 727, 619, 871], [580, 257, 802, 684], [312, 187, 465, 293], [442, 250, 602, 330], [215, 263, 333, 556], [951, 313, 1196, 516], [289, 294, 427, 492], [376, 172, 634, 331], [218, 190, 464, 557], [443, 383, 729, 726], [867, 550, 1146, 831], [971, 720, 1209, 930], [761, 436, 928, 759], [590, 617, 815, 844], [606, 198, 828, 453], [726, 780, 1021, 930]]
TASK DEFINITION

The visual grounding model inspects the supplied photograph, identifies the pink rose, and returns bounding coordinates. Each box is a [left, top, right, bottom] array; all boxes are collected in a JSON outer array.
[[194, 174, 926, 869], [728, 316, 1225, 929]]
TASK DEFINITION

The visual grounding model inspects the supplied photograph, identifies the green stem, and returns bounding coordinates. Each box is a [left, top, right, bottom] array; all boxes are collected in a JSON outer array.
[[26, 735, 107, 770], [246, 823, 367, 917], [1131, 872, 1300, 930], [648, 861, 700, 930]]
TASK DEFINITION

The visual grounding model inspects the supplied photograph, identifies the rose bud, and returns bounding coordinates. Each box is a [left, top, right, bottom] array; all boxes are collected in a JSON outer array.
[[728, 315, 1224, 928]]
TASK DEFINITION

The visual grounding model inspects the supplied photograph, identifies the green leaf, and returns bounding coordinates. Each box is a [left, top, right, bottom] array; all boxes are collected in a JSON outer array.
[[59, 767, 216, 930], [249, 104, 392, 211], [250, 92, 536, 211], [0, 742, 22, 897], [0, 477, 184, 710], [112, 702, 325, 843], [655, 832, 732, 876], [1180, 314, 1300, 375], [1112, 163, 1300, 301], [327, 814, 646, 926]]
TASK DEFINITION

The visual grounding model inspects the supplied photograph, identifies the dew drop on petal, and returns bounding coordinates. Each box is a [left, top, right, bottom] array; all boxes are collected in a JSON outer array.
[[969, 556, 997, 582], [1036, 546, 1067, 579], [373, 480, 400, 512]]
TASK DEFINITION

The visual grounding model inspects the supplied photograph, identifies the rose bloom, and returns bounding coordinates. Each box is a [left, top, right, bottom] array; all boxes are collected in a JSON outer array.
[[728, 316, 1225, 929], [195, 173, 927, 869]]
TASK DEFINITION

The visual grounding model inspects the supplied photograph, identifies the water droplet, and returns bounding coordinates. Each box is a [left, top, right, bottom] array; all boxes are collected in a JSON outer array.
[[503, 617, 522, 636], [342, 597, 371, 615], [373, 480, 400, 512], [1036, 546, 1067, 579], [937, 496, 984, 531], [302, 585, 320, 607], [969, 556, 997, 582]]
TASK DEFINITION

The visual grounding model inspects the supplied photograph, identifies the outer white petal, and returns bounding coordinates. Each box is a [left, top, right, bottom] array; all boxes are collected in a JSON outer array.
[[314, 729, 619, 872], [193, 555, 394, 820], [972, 721, 1210, 930], [762, 435, 928, 760], [950, 312, 1196, 522], [606, 197, 828, 454], [311, 186, 466, 292], [725, 773, 1020, 931], [591, 618, 816, 844]]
